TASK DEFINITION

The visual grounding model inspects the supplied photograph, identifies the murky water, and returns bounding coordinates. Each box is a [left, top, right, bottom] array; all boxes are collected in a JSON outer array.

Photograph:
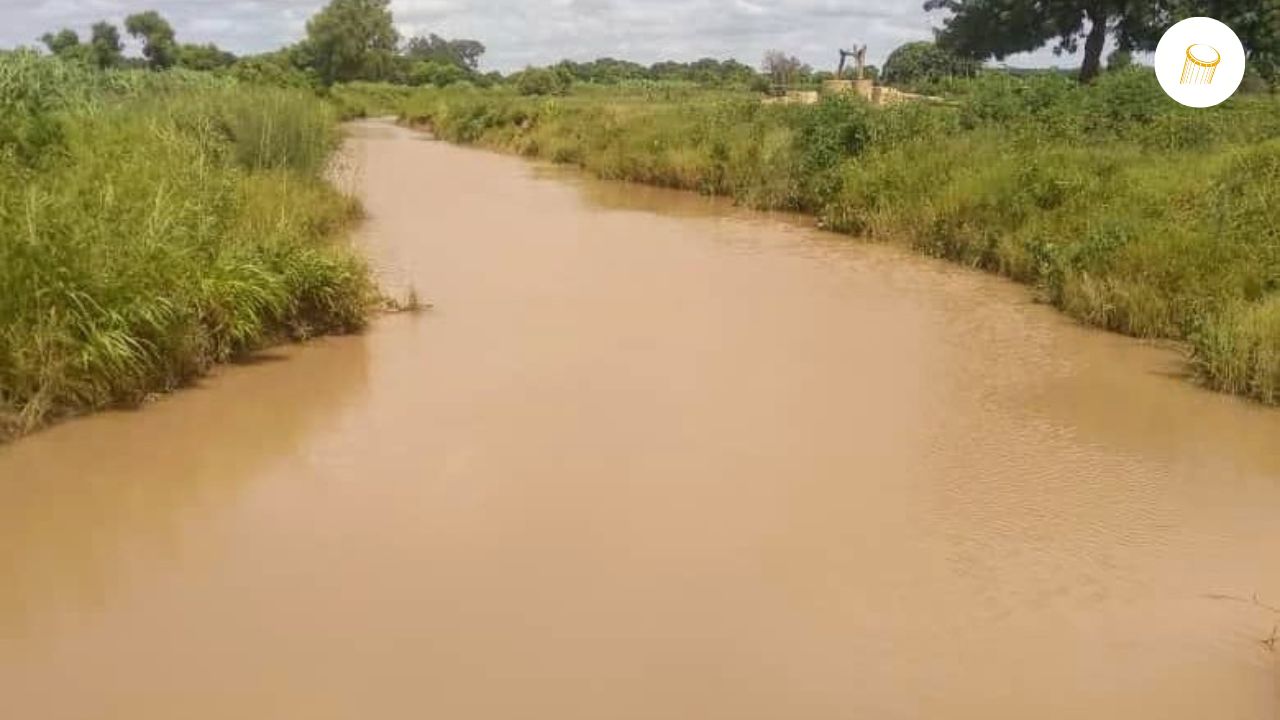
[[2, 120, 1277, 719]]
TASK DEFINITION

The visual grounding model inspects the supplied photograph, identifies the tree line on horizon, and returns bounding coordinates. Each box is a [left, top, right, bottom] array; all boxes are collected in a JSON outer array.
[[25, 1, 784, 91], [19, 0, 1280, 90], [26, 1, 493, 85]]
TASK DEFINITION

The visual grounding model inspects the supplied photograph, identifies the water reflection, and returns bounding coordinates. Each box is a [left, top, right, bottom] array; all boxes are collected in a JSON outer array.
[[0, 335, 371, 642]]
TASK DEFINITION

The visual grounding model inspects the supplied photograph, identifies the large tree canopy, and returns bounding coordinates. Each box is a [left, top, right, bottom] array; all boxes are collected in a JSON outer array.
[[177, 43, 236, 71], [39, 29, 81, 58], [403, 34, 486, 70], [124, 11, 177, 70], [544, 57, 756, 86], [303, 0, 399, 84], [763, 50, 808, 87], [927, 0, 1279, 83], [882, 41, 978, 86], [1171, 0, 1280, 82], [88, 22, 124, 69], [924, 0, 1162, 82], [655, 57, 757, 85]]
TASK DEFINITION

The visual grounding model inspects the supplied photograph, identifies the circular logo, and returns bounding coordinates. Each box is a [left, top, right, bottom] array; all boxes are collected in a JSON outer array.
[[1154, 17, 1246, 108]]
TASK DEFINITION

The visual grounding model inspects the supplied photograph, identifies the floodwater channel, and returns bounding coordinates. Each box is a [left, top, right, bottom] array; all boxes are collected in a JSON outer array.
[[1, 119, 1277, 719]]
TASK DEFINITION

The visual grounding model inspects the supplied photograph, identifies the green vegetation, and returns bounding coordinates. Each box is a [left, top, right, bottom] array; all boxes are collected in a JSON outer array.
[[301, 0, 400, 84], [515, 67, 572, 96], [7, 0, 1280, 428], [379, 71, 1280, 403], [38, 12, 237, 73], [928, 0, 1280, 83], [124, 10, 179, 70], [558, 57, 758, 87], [88, 22, 125, 70], [881, 42, 977, 89], [0, 53, 375, 438]]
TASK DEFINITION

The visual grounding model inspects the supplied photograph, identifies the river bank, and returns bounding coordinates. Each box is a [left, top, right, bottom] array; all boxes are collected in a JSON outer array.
[[0, 55, 377, 439], [348, 74, 1280, 405]]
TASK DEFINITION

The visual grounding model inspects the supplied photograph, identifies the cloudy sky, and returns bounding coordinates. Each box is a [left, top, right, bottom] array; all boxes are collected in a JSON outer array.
[[0, 0, 1091, 72]]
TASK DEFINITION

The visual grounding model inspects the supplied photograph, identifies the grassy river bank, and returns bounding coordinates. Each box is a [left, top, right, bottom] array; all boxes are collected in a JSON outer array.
[[0, 54, 376, 439], [337, 74, 1280, 405], [4, 59, 1277, 440]]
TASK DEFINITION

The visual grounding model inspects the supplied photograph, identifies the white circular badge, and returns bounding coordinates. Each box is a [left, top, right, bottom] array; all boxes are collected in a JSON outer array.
[[1154, 17, 1245, 108]]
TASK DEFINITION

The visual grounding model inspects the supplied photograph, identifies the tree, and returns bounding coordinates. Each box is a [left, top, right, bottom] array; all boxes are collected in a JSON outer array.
[[717, 59, 759, 86], [646, 57, 759, 86], [403, 35, 434, 60], [231, 52, 316, 87], [89, 22, 124, 69], [40, 29, 81, 57], [1162, 0, 1280, 84], [403, 34, 486, 70], [515, 67, 569, 95], [924, 0, 1163, 83], [303, 0, 399, 84], [178, 43, 236, 71], [408, 60, 469, 86], [763, 50, 804, 88], [559, 57, 647, 83], [124, 11, 178, 70], [882, 41, 976, 86], [1107, 47, 1134, 70], [929, 1, 1279, 85], [447, 39, 485, 70]]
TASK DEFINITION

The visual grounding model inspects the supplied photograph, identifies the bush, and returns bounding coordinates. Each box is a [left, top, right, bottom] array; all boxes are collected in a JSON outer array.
[[516, 67, 570, 96], [792, 95, 874, 208], [229, 56, 317, 89], [327, 81, 412, 119], [408, 60, 469, 87], [882, 41, 976, 89], [0, 55, 374, 437]]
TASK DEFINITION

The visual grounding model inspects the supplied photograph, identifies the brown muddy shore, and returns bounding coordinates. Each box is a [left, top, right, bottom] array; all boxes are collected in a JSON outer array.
[[1, 120, 1277, 719]]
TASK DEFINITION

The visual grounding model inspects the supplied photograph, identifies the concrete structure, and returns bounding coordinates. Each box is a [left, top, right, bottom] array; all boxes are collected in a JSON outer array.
[[762, 90, 821, 105], [820, 78, 933, 107]]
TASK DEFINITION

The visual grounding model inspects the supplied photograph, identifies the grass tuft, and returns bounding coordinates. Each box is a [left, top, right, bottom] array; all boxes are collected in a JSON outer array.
[[0, 54, 376, 438]]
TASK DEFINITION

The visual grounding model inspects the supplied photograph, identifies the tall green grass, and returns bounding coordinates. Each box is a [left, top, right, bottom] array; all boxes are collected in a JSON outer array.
[[0, 53, 375, 438], [376, 72, 1280, 403]]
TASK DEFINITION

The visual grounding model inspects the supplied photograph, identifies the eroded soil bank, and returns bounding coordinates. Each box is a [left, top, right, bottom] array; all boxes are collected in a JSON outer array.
[[1, 120, 1277, 719]]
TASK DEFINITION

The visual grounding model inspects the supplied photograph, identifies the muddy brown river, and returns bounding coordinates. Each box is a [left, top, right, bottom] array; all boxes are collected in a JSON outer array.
[[1, 120, 1277, 719]]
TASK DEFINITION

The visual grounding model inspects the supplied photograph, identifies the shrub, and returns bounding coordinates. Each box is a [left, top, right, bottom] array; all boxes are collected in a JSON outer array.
[[516, 67, 570, 96], [0, 55, 374, 437]]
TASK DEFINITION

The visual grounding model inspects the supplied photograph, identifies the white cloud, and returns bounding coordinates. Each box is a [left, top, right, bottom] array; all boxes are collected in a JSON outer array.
[[0, 0, 1096, 72]]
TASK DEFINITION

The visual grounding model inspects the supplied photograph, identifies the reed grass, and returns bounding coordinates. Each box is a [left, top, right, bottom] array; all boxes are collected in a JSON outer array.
[[0, 53, 375, 438]]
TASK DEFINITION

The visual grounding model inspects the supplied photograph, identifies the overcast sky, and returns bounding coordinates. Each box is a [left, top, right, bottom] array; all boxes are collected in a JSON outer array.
[[0, 0, 1094, 72]]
